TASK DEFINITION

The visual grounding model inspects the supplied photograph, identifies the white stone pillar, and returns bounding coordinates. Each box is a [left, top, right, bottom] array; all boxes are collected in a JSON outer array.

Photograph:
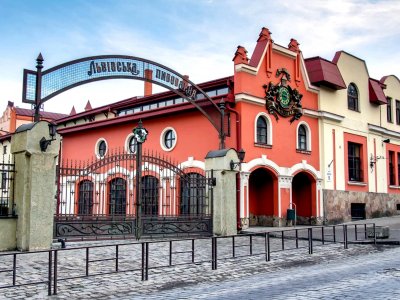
[[11, 121, 60, 251], [205, 149, 239, 236]]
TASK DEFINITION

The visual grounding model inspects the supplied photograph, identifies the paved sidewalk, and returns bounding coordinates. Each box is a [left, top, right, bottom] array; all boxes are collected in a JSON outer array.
[[243, 215, 400, 243], [1, 215, 400, 299]]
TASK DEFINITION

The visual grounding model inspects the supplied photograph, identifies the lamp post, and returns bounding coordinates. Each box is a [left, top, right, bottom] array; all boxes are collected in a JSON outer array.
[[133, 120, 148, 240]]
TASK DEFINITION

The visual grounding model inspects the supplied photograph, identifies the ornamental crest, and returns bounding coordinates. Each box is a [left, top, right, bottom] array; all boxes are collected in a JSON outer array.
[[263, 68, 303, 123]]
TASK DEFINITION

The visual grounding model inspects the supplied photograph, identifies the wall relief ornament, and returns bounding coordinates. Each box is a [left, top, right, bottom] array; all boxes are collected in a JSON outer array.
[[263, 68, 303, 123]]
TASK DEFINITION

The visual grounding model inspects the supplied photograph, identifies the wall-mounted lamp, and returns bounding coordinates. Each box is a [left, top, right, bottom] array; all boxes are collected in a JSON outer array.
[[370, 153, 386, 170], [230, 148, 246, 171], [39, 123, 57, 152]]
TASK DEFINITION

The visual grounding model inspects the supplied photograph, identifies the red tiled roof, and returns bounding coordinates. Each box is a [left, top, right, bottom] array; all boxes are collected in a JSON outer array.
[[369, 79, 387, 105], [14, 107, 68, 120], [304, 57, 346, 90]]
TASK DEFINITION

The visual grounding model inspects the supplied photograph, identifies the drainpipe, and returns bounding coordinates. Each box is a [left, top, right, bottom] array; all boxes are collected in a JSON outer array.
[[225, 104, 242, 230]]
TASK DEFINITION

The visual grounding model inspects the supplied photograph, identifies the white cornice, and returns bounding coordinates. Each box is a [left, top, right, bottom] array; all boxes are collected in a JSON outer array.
[[272, 44, 297, 58], [234, 64, 257, 75], [368, 123, 400, 139], [303, 109, 344, 122], [235, 93, 265, 105]]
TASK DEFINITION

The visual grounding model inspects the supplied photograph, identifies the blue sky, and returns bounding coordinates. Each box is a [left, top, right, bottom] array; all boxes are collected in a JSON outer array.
[[0, 0, 399, 114]]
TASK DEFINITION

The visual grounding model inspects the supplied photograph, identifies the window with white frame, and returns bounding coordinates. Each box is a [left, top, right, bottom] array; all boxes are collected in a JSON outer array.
[[95, 139, 108, 158], [297, 122, 311, 152], [160, 127, 177, 151], [254, 113, 272, 146]]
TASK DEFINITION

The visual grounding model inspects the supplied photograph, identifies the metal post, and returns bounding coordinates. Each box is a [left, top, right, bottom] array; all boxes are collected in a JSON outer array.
[[308, 228, 313, 254], [145, 242, 149, 280], [12, 253, 16, 286], [250, 235, 253, 255], [373, 223, 377, 245], [192, 239, 195, 263], [116, 245, 119, 272], [355, 224, 358, 241], [85, 248, 89, 276], [295, 229, 299, 249], [141, 243, 145, 280], [281, 231, 285, 250], [322, 227, 325, 245], [266, 233, 270, 262], [364, 224, 367, 239], [232, 236, 235, 258], [53, 250, 58, 295], [169, 241, 172, 266], [333, 226, 336, 243], [48, 251, 52, 296], [344, 225, 348, 249], [218, 100, 226, 149], [133, 120, 148, 240], [34, 53, 43, 122]]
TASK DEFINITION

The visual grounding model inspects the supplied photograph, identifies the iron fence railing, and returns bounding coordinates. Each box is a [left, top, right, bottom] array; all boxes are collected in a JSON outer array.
[[0, 155, 15, 217], [0, 223, 377, 296]]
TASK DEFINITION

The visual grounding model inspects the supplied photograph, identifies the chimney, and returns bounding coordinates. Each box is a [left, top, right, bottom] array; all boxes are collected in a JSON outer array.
[[144, 69, 153, 96]]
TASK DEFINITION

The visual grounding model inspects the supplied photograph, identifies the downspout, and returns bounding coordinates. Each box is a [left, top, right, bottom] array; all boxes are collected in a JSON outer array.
[[225, 104, 243, 231]]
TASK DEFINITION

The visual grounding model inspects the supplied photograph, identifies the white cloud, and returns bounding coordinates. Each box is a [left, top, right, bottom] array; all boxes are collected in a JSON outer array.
[[1, 0, 399, 114]]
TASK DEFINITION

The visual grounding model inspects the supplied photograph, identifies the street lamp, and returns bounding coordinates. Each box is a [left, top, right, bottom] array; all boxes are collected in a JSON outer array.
[[230, 148, 246, 171], [39, 123, 57, 152]]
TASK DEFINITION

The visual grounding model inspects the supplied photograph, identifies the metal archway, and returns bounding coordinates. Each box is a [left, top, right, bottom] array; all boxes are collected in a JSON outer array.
[[22, 54, 225, 148]]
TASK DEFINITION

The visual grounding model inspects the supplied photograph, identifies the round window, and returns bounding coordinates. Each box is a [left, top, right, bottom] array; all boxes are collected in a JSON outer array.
[[164, 130, 176, 149], [160, 127, 177, 151], [98, 140, 107, 157]]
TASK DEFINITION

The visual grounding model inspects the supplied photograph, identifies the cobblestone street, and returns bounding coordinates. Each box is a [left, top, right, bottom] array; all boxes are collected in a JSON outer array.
[[135, 245, 400, 300]]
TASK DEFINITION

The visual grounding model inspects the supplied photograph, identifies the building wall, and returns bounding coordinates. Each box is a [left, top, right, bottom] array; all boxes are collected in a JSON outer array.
[[324, 189, 400, 224]]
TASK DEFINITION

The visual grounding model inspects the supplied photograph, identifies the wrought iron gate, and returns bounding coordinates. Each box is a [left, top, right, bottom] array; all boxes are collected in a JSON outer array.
[[54, 149, 215, 241]]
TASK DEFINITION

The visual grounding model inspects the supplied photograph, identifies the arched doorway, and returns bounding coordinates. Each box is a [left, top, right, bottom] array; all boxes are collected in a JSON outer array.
[[249, 168, 278, 226], [292, 172, 316, 224]]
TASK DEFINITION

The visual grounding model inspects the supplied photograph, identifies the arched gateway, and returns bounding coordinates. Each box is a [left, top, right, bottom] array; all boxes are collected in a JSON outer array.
[[22, 54, 226, 148]]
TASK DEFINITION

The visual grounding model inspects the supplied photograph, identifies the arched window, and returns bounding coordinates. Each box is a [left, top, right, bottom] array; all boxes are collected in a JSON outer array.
[[256, 116, 268, 144], [348, 83, 359, 111], [141, 176, 159, 215], [298, 125, 307, 150], [78, 180, 93, 215], [109, 178, 126, 215], [180, 173, 206, 215]]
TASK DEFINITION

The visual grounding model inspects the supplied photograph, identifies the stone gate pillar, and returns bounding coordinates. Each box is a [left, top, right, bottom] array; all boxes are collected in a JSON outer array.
[[205, 149, 239, 236], [11, 121, 60, 251]]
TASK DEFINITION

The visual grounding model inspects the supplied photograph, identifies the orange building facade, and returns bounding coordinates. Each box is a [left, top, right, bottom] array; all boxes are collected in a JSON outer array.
[[55, 28, 322, 230]]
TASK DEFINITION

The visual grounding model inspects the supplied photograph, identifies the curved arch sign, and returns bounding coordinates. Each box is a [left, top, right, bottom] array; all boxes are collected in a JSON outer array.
[[22, 54, 225, 148]]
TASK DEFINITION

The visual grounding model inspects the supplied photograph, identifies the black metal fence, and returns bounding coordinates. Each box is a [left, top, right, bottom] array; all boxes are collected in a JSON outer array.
[[55, 148, 214, 240], [0, 155, 15, 217], [0, 223, 377, 296]]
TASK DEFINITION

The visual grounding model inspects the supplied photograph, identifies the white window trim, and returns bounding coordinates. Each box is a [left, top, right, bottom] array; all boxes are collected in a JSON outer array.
[[95, 138, 108, 158], [160, 127, 177, 152], [296, 121, 311, 151], [254, 112, 273, 145], [125, 133, 137, 154]]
